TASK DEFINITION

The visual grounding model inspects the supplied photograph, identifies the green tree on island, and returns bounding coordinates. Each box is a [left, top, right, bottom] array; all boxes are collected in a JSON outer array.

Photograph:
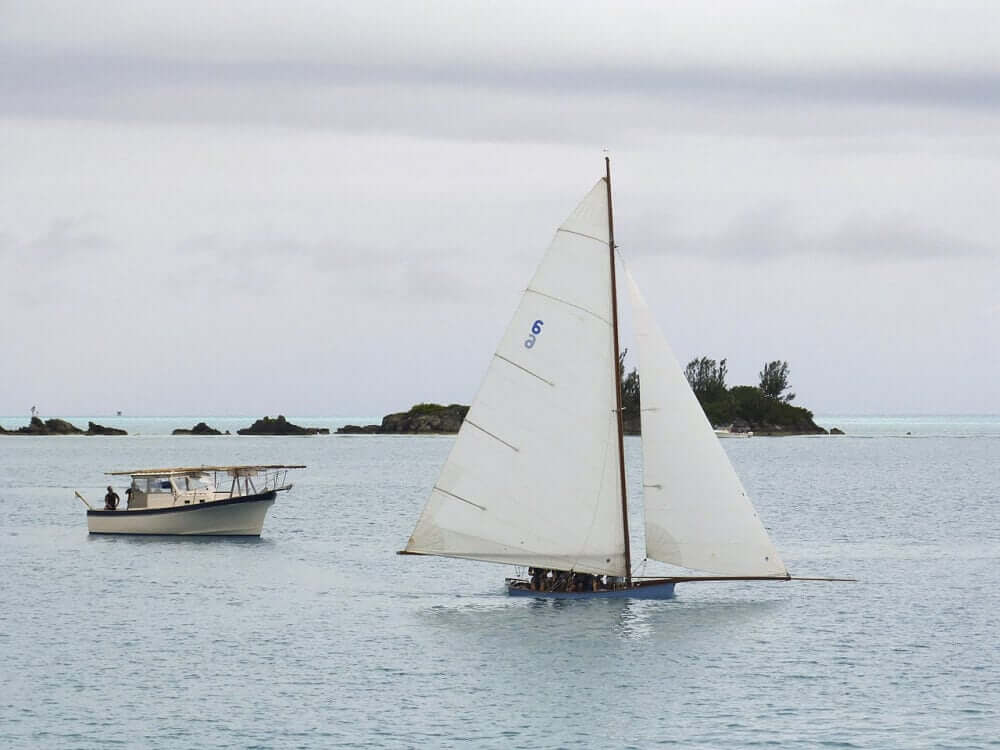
[[683, 356, 735, 426], [758, 360, 796, 403], [619, 355, 823, 434], [618, 349, 640, 413], [684, 357, 729, 401]]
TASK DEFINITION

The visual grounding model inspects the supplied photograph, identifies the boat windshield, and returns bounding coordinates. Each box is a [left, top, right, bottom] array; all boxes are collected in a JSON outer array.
[[135, 473, 215, 494], [142, 477, 174, 494], [177, 473, 214, 492]]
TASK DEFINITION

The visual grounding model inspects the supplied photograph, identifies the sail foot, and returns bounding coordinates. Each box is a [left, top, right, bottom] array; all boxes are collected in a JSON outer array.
[[404, 535, 627, 577]]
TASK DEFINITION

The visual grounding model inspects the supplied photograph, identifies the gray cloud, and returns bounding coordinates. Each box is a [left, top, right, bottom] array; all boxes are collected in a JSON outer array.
[[6, 50, 1000, 123], [633, 206, 991, 262], [0, 217, 111, 262], [26, 217, 111, 259]]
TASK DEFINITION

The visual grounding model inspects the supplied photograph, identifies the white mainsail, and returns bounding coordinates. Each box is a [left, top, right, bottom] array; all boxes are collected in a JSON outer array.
[[625, 269, 788, 577], [404, 180, 627, 576]]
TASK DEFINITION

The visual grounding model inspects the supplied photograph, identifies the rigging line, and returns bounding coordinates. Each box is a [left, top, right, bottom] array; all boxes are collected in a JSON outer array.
[[524, 288, 612, 327], [464, 420, 519, 452], [556, 227, 606, 245], [433, 485, 487, 512], [494, 354, 555, 386]]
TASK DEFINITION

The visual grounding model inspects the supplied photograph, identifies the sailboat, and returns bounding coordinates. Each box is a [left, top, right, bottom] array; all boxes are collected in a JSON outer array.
[[400, 160, 812, 599]]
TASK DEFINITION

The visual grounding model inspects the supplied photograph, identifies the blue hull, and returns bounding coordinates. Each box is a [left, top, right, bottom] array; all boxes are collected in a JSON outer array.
[[506, 579, 676, 600]]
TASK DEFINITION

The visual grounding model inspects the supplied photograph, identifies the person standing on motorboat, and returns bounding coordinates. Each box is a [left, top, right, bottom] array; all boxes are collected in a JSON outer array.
[[104, 486, 120, 510]]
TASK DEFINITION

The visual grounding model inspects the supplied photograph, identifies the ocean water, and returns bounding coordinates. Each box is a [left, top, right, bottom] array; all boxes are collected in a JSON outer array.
[[1, 416, 998, 748]]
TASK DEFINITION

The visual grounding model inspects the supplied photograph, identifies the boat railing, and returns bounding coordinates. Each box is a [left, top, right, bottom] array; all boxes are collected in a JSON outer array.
[[257, 469, 291, 492], [223, 469, 292, 498]]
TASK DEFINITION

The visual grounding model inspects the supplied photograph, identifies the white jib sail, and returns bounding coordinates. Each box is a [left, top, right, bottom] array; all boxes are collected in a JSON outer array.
[[625, 269, 788, 577], [404, 180, 627, 576]]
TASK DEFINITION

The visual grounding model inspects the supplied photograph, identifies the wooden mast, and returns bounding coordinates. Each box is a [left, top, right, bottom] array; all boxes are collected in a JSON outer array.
[[605, 156, 632, 588]]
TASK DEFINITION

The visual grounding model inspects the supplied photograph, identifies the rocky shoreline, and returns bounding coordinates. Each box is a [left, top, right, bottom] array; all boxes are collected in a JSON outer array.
[[237, 415, 329, 435], [0, 415, 329, 436], [338, 404, 469, 434], [172, 422, 228, 435], [0, 417, 127, 436], [707, 416, 829, 437], [0, 410, 842, 437], [340, 403, 838, 436]]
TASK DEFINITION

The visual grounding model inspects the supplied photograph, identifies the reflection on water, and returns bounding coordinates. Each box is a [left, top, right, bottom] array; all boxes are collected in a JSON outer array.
[[89, 534, 274, 548]]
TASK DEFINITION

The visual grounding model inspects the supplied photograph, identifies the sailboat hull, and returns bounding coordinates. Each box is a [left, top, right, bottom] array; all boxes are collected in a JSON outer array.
[[506, 578, 676, 600]]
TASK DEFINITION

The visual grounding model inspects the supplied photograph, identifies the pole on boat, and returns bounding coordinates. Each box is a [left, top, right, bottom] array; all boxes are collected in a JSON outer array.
[[74, 491, 93, 510], [605, 156, 632, 588]]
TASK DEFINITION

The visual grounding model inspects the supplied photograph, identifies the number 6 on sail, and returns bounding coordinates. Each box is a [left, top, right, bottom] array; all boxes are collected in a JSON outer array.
[[524, 320, 544, 349]]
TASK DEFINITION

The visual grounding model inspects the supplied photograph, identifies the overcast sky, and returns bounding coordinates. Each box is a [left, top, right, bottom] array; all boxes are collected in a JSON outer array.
[[2, 1, 998, 417]]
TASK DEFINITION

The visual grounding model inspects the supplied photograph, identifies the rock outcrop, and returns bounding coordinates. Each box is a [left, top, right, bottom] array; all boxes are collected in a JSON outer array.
[[86, 422, 127, 435], [336, 424, 381, 434], [172, 422, 224, 435], [380, 404, 468, 433], [2, 417, 85, 435], [830, 427, 845, 435], [0, 418, 131, 435], [238, 415, 329, 435], [623, 411, 827, 437], [336, 404, 470, 434], [333, 400, 831, 437], [0, 418, 128, 435], [749, 425, 827, 436]]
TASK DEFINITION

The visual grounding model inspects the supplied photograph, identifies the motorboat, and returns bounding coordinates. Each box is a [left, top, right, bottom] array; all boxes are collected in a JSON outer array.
[[79, 464, 304, 536]]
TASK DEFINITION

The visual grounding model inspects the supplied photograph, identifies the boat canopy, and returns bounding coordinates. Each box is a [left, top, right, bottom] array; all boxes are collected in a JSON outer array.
[[106, 464, 306, 477]]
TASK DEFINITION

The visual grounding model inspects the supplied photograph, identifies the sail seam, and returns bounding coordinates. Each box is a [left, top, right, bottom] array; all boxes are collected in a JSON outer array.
[[524, 288, 612, 326], [465, 420, 519, 452], [557, 227, 606, 245], [494, 354, 555, 386], [433, 485, 487, 511]]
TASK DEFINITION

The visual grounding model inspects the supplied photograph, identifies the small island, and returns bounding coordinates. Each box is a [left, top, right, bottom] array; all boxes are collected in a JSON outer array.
[[172, 422, 227, 435], [341, 359, 840, 437], [0, 417, 127, 436], [622, 357, 834, 436], [237, 415, 329, 435], [338, 404, 469, 434], [84, 421, 128, 436]]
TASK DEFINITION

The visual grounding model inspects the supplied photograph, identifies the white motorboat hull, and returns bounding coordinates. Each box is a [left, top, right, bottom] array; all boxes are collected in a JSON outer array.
[[87, 492, 276, 536]]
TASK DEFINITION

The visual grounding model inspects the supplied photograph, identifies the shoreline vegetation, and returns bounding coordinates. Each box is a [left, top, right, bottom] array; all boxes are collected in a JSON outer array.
[[338, 357, 840, 437], [667, 357, 832, 436], [2, 357, 840, 437]]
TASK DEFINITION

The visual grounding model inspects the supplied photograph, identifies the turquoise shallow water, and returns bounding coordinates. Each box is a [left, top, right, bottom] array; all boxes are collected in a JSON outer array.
[[1, 417, 998, 748]]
